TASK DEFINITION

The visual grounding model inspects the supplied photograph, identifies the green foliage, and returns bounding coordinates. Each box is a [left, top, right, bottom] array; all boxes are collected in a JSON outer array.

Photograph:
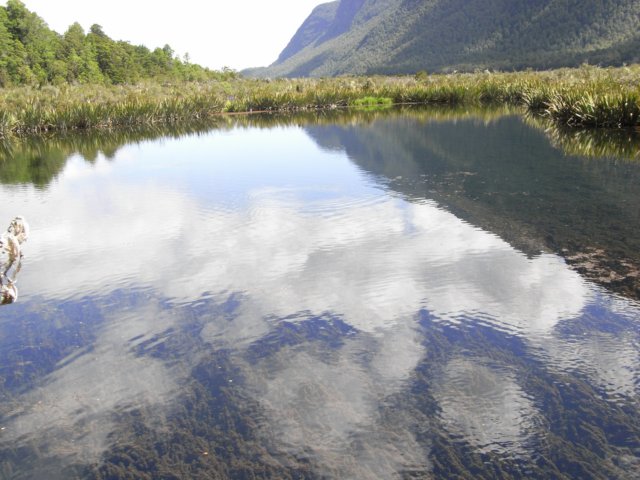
[[261, 0, 640, 78], [0, 67, 639, 137], [0, 0, 228, 87], [352, 96, 393, 106]]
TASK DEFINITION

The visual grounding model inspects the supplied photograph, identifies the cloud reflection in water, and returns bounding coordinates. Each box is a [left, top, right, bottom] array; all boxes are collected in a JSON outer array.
[[3, 303, 181, 466], [0, 126, 638, 477], [434, 357, 542, 458], [243, 330, 429, 479]]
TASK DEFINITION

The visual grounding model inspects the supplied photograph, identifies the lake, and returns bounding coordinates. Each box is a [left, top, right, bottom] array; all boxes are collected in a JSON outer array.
[[0, 108, 639, 479]]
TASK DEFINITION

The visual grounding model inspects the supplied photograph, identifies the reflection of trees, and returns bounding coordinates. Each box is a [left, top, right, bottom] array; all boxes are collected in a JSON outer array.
[[1, 105, 639, 295], [0, 139, 68, 187], [5, 104, 638, 188], [0, 124, 219, 186]]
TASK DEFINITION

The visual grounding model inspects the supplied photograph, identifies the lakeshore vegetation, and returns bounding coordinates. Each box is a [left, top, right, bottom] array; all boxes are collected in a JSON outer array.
[[0, 0, 639, 138], [1, 65, 640, 137]]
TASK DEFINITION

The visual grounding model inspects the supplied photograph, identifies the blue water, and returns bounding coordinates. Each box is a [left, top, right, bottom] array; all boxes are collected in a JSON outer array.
[[0, 110, 638, 479]]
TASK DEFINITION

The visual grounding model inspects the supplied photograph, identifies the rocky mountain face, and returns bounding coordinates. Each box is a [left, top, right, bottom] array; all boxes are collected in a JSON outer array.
[[248, 0, 640, 77], [275, 2, 340, 63]]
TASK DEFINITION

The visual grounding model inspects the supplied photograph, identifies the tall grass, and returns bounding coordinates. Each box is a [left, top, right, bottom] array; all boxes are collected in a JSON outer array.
[[0, 65, 639, 137]]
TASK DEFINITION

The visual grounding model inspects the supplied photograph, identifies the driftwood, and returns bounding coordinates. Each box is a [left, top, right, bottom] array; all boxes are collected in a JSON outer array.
[[1, 216, 29, 305]]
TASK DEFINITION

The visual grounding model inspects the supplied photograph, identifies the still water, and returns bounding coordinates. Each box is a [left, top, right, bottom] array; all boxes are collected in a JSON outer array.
[[0, 109, 639, 479]]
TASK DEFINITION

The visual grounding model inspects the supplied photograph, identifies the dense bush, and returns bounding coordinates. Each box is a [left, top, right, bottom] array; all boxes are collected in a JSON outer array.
[[0, 0, 234, 87]]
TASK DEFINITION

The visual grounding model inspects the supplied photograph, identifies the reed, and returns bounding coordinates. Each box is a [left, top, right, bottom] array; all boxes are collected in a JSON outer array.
[[0, 65, 639, 137], [544, 90, 640, 127]]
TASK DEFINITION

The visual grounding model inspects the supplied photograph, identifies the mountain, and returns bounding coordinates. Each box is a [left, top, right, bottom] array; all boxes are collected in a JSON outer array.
[[276, 2, 340, 64], [252, 0, 640, 77]]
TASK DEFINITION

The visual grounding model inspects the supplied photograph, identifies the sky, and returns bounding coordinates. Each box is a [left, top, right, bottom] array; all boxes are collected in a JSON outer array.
[[3, 0, 326, 70]]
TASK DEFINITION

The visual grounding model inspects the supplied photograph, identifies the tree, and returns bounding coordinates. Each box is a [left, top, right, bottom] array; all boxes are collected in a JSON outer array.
[[61, 22, 103, 83], [5, 0, 62, 84], [0, 6, 33, 85], [0, 2, 219, 86]]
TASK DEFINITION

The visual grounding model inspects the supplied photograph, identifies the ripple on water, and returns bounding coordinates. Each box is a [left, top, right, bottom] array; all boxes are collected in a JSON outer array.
[[433, 356, 543, 459], [536, 331, 640, 402]]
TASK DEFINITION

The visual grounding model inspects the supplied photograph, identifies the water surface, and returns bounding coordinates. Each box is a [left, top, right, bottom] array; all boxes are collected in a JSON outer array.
[[0, 108, 639, 479]]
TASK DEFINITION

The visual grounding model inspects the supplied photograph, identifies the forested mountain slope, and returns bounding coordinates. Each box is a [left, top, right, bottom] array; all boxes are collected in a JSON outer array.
[[252, 0, 640, 77]]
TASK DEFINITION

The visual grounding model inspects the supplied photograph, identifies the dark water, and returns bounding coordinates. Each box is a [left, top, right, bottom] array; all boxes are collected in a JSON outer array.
[[0, 108, 639, 479]]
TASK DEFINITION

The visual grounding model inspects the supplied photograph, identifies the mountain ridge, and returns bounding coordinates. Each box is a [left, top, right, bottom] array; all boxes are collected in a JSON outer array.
[[250, 0, 640, 77]]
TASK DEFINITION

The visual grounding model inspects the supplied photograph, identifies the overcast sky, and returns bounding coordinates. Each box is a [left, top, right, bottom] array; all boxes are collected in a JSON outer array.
[[4, 0, 326, 70]]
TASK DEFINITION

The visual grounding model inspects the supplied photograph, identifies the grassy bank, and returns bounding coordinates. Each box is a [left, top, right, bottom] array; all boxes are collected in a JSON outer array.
[[1, 64, 639, 136]]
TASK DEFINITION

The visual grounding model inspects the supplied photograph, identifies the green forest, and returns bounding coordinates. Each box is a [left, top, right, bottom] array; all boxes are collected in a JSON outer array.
[[0, 0, 229, 87], [258, 0, 640, 78]]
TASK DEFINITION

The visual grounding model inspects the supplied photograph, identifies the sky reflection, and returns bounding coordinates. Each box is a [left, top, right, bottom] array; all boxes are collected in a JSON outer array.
[[0, 120, 639, 478], [2, 301, 183, 468], [434, 356, 542, 458]]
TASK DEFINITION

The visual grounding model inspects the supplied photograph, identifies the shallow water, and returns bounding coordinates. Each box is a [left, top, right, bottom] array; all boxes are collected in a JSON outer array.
[[0, 109, 639, 479]]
